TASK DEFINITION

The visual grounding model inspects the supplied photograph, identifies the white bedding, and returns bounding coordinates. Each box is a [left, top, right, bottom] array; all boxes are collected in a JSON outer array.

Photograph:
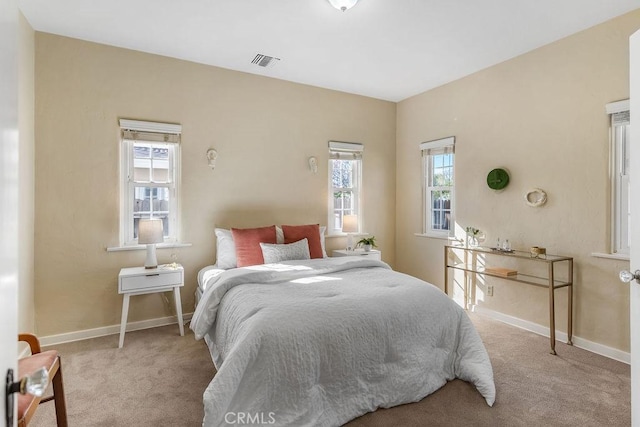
[[198, 266, 225, 292], [190, 257, 495, 426]]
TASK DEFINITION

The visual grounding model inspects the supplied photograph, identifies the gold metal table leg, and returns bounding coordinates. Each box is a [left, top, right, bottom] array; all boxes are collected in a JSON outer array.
[[444, 246, 449, 295], [567, 260, 573, 346], [549, 262, 556, 355]]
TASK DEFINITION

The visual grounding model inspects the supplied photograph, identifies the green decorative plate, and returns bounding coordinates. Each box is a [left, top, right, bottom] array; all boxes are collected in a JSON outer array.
[[487, 168, 510, 190]]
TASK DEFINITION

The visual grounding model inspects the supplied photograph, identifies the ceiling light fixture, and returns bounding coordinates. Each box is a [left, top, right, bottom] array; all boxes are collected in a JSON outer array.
[[327, 0, 359, 12]]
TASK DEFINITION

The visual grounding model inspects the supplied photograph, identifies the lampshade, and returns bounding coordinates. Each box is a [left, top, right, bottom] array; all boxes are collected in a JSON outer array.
[[138, 219, 164, 244], [327, 0, 359, 12], [342, 215, 358, 233]]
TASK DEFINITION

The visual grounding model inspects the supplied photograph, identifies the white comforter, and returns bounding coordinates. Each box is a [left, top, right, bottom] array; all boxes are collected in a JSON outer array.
[[191, 257, 495, 426]]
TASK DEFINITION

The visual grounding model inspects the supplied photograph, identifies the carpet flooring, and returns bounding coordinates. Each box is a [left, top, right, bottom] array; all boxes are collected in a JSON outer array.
[[30, 313, 630, 426]]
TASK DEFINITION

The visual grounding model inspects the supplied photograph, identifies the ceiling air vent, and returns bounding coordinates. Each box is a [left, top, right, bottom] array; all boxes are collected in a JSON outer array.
[[251, 54, 280, 68]]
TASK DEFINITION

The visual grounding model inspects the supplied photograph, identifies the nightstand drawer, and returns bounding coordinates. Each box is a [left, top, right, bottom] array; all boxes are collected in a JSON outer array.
[[120, 271, 182, 292]]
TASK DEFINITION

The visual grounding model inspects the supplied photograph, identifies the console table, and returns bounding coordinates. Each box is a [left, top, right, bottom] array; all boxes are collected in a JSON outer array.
[[444, 245, 573, 355]]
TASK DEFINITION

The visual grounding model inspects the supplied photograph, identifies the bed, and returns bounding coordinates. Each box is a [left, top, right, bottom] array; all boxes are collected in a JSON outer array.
[[190, 249, 495, 426]]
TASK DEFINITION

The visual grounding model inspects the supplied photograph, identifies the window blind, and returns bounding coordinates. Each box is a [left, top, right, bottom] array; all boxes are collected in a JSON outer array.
[[419, 136, 455, 153], [606, 99, 630, 126], [329, 141, 363, 160], [613, 111, 630, 126], [421, 145, 454, 157], [120, 119, 182, 144]]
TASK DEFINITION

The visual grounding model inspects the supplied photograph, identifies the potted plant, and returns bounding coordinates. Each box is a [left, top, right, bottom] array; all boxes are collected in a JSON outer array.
[[356, 236, 377, 252]]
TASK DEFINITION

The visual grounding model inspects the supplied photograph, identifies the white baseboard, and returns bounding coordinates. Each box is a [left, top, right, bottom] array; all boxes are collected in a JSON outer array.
[[39, 312, 193, 347], [37, 307, 631, 364], [472, 306, 630, 364]]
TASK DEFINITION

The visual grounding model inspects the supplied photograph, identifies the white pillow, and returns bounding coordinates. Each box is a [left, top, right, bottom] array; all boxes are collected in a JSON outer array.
[[214, 228, 237, 269], [260, 238, 311, 264]]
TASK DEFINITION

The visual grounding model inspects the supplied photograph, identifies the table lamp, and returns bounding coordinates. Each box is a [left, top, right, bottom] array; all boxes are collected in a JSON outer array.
[[138, 218, 164, 269], [342, 214, 358, 251]]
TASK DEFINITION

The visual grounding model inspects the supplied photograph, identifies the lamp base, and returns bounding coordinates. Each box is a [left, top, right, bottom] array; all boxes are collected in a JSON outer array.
[[144, 244, 158, 269], [346, 233, 354, 251]]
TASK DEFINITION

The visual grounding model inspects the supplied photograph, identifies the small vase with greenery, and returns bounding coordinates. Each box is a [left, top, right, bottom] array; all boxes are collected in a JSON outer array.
[[465, 227, 485, 247], [356, 236, 377, 252]]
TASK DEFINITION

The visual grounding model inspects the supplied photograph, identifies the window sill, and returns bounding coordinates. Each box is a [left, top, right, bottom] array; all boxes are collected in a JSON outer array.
[[326, 233, 371, 238], [414, 233, 461, 242], [591, 252, 629, 261], [106, 242, 193, 252]]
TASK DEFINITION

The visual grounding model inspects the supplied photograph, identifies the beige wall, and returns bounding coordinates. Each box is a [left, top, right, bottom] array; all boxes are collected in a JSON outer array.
[[34, 10, 639, 353], [34, 34, 396, 336], [19, 12, 35, 334], [396, 10, 640, 352]]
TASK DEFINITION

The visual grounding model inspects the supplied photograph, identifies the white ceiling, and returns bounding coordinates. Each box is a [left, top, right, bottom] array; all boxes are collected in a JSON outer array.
[[19, 0, 640, 102]]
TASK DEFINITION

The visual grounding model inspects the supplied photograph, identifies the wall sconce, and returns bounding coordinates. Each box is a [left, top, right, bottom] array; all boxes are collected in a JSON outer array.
[[308, 156, 318, 174], [207, 149, 218, 170]]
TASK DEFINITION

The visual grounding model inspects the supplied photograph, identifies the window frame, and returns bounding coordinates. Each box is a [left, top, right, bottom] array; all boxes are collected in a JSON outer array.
[[421, 136, 455, 238], [607, 100, 630, 255], [327, 141, 363, 235], [118, 120, 182, 247]]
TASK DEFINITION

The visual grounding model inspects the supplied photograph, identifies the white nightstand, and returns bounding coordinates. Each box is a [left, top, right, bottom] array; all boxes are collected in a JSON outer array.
[[118, 264, 185, 348], [332, 249, 382, 261]]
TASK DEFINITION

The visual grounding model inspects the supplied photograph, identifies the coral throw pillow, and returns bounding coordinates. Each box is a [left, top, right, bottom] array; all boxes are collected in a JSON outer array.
[[281, 224, 323, 259], [232, 226, 277, 267]]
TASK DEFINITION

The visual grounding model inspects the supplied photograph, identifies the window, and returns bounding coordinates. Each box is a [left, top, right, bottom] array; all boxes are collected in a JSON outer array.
[[421, 137, 455, 237], [607, 100, 630, 255], [119, 119, 182, 246], [328, 141, 363, 234]]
